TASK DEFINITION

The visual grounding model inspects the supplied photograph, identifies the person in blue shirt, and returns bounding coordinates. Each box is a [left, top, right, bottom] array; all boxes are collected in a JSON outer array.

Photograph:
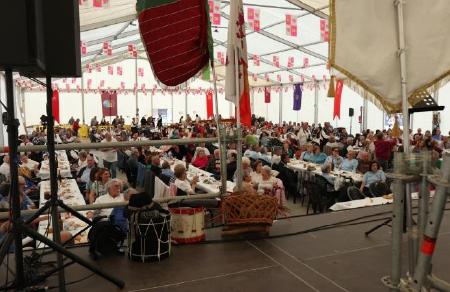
[[324, 148, 343, 169], [300, 144, 314, 162], [360, 161, 386, 193], [309, 144, 327, 165], [340, 151, 359, 173]]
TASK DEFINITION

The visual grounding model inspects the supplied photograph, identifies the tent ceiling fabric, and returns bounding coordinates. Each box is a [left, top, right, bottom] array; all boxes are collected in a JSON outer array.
[[75, 0, 331, 88], [330, 0, 450, 113]]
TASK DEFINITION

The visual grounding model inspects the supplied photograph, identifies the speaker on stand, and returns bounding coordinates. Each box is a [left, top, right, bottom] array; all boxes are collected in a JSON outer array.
[[348, 107, 354, 135]]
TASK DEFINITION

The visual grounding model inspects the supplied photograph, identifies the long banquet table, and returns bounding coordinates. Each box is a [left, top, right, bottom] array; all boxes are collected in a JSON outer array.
[[38, 150, 72, 180], [36, 178, 90, 247], [169, 159, 235, 194]]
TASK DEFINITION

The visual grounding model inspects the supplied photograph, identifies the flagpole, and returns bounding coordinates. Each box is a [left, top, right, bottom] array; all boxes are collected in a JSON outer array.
[[212, 62, 228, 197], [234, 46, 243, 191], [135, 56, 139, 121]]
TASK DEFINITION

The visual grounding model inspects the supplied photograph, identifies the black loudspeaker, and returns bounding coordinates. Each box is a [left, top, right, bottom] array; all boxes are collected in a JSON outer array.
[[0, 0, 81, 77], [349, 108, 354, 117]]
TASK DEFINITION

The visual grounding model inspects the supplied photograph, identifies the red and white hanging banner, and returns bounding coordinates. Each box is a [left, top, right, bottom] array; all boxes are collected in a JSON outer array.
[[87, 79, 92, 89], [65, 84, 70, 91], [86, 63, 92, 73], [253, 55, 260, 66], [71, 78, 77, 84], [273, 55, 280, 68], [217, 51, 225, 65], [303, 57, 309, 68], [138, 67, 144, 77], [287, 56, 294, 68], [116, 66, 123, 76], [141, 83, 147, 95], [102, 41, 112, 56], [107, 65, 114, 75], [247, 8, 260, 32], [208, 0, 221, 25], [120, 82, 125, 89], [285, 14, 297, 36], [96, 64, 102, 72], [320, 19, 329, 42], [265, 73, 270, 82], [63, 78, 67, 83], [252, 73, 258, 81], [76, 85, 81, 93], [80, 41, 87, 55], [93, 0, 109, 8], [128, 44, 137, 57], [276, 74, 281, 82], [99, 80, 105, 88]]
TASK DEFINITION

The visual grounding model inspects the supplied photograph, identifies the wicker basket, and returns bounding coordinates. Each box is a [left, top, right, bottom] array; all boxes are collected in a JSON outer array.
[[222, 193, 278, 226]]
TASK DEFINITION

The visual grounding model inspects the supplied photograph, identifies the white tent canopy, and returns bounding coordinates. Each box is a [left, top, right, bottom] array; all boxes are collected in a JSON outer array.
[[1, 0, 449, 137]]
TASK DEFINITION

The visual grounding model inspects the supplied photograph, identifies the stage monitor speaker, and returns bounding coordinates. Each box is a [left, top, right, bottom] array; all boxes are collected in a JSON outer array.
[[0, 0, 81, 77], [349, 108, 354, 117]]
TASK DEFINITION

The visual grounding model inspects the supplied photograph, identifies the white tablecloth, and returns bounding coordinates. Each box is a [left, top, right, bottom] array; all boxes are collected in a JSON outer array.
[[38, 151, 72, 180], [329, 191, 431, 211], [287, 159, 363, 182], [171, 160, 235, 194], [37, 179, 90, 247]]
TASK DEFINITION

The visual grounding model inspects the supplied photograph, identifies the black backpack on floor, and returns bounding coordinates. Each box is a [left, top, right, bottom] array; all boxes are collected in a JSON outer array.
[[88, 216, 126, 259]]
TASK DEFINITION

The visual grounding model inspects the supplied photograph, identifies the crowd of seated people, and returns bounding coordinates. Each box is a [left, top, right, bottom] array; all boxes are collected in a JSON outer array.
[[0, 113, 447, 231]]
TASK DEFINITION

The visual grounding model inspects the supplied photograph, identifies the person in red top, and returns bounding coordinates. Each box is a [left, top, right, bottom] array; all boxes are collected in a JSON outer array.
[[191, 149, 209, 169], [373, 132, 397, 171], [72, 118, 80, 136]]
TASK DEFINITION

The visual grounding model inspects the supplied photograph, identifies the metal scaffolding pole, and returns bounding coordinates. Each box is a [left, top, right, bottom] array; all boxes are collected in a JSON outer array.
[[314, 82, 319, 126]]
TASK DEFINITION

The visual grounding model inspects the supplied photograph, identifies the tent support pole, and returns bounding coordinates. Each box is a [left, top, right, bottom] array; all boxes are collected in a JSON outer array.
[[135, 56, 139, 119], [81, 74, 85, 125], [212, 62, 228, 197], [363, 97, 368, 131], [234, 47, 242, 191], [314, 82, 319, 126], [279, 89, 283, 125]]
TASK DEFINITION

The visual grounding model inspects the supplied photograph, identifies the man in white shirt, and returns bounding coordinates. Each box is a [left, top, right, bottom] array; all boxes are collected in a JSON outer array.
[[101, 132, 118, 178], [297, 123, 310, 146], [0, 155, 10, 179], [94, 179, 125, 217]]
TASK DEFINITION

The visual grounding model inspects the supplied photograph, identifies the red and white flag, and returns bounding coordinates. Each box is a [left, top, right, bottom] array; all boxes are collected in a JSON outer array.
[[86, 63, 92, 73], [225, 0, 252, 127], [116, 66, 123, 76], [65, 84, 71, 91], [107, 65, 114, 75], [217, 51, 225, 65], [273, 55, 280, 68], [247, 7, 260, 32], [303, 57, 309, 68], [71, 78, 76, 84], [265, 73, 270, 81], [252, 73, 257, 81], [320, 19, 329, 42], [93, 0, 102, 7], [276, 74, 281, 82], [80, 41, 87, 55], [100, 80, 105, 88], [128, 44, 137, 57], [141, 83, 147, 95], [253, 54, 260, 66], [63, 78, 67, 83], [87, 79, 92, 89], [120, 81, 125, 89], [208, 0, 221, 25], [287, 56, 294, 68], [96, 64, 101, 72], [138, 67, 144, 77], [285, 14, 297, 36], [52, 90, 60, 124]]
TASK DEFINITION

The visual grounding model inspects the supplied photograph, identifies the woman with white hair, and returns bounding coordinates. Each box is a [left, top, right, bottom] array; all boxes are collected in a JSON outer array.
[[257, 166, 286, 206], [93, 178, 125, 217], [233, 157, 251, 182]]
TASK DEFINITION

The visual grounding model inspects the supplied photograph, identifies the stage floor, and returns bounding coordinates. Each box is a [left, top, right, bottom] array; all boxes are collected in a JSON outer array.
[[7, 204, 450, 291]]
